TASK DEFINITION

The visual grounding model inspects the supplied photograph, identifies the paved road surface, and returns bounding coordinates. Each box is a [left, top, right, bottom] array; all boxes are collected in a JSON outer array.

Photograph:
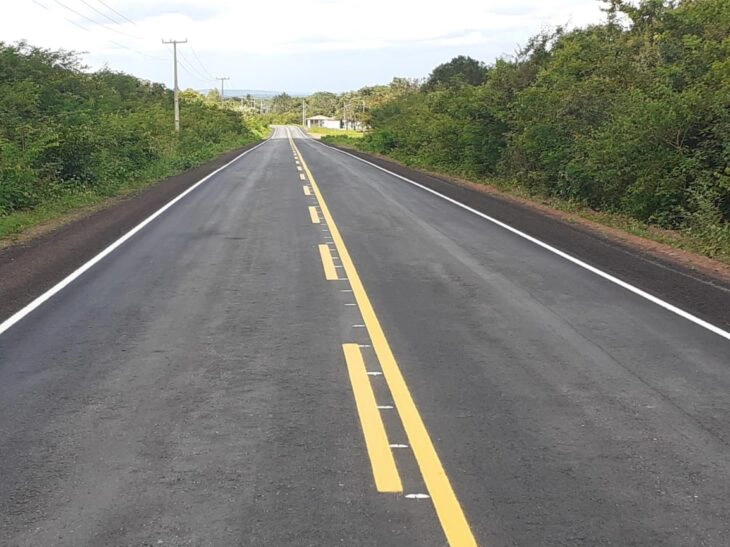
[[1, 126, 729, 546]]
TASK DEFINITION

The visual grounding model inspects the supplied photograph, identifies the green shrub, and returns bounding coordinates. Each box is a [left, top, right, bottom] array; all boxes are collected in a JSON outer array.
[[0, 41, 260, 220]]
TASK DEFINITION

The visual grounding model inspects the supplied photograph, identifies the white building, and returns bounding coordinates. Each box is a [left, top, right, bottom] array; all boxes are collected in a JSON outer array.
[[306, 115, 341, 130]]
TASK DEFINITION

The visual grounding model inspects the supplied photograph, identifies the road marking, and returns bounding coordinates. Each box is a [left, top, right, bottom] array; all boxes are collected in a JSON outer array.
[[297, 166, 303, 171], [406, 493, 431, 500], [345, 303, 357, 306], [318, 244, 338, 280], [321, 142, 730, 343], [352, 324, 366, 328], [367, 371, 383, 376], [303, 186, 312, 196], [0, 140, 270, 337], [342, 344, 403, 493], [378, 405, 393, 409], [299, 173, 306, 181], [291, 132, 477, 546], [390, 444, 409, 448], [309, 206, 321, 224]]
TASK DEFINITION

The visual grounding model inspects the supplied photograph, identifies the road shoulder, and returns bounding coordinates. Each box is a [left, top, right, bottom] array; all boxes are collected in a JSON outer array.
[[0, 141, 262, 323], [322, 142, 730, 330]]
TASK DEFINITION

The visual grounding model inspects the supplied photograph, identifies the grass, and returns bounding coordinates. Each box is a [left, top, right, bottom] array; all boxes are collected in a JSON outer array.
[[307, 126, 364, 138], [0, 135, 261, 246], [321, 135, 730, 268]]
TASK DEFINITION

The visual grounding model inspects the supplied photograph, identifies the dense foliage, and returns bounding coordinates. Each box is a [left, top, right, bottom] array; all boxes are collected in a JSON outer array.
[[343, 0, 730, 256], [260, 78, 421, 126], [0, 42, 262, 218]]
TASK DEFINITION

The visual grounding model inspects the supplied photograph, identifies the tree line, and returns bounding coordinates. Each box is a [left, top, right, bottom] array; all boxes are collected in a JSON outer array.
[[0, 42, 264, 219], [260, 78, 420, 126], [332, 0, 729, 257]]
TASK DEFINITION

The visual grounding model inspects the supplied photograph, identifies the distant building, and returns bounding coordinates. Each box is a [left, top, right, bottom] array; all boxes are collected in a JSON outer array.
[[306, 115, 341, 130]]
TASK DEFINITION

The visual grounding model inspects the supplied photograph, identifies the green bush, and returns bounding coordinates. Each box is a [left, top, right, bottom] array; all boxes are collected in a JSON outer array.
[[0, 42, 261, 219], [359, 0, 730, 256]]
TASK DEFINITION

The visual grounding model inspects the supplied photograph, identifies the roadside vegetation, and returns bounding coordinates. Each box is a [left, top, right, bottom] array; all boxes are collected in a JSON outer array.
[[307, 127, 364, 138], [258, 79, 420, 127], [324, 0, 730, 263], [0, 42, 266, 240]]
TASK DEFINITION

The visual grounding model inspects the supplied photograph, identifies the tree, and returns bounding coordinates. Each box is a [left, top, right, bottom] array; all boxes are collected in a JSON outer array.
[[354, 0, 730, 256], [423, 56, 489, 90]]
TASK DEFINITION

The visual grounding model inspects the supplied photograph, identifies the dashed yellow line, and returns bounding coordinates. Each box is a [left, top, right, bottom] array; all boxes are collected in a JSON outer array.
[[309, 206, 321, 224], [318, 244, 339, 280], [343, 344, 403, 493], [290, 131, 476, 547]]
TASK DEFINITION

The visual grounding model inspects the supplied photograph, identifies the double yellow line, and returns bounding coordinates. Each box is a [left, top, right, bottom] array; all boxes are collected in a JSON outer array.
[[289, 130, 476, 546]]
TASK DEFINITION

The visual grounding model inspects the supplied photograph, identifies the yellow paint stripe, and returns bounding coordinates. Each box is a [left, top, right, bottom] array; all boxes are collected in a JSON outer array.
[[309, 206, 321, 224], [343, 344, 403, 493], [291, 133, 476, 547], [303, 186, 312, 196], [318, 244, 338, 280]]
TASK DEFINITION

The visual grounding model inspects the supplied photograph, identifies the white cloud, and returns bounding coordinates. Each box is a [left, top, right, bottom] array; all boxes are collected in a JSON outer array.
[[3, 0, 605, 90]]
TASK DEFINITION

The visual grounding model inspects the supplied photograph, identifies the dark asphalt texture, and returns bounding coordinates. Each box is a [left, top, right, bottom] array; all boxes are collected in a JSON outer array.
[[1, 127, 729, 546], [324, 144, 730, 331], [0, 142, 261, 324]]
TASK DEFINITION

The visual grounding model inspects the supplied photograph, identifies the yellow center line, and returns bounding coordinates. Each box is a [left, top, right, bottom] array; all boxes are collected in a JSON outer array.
[[309, 206, 321, 224], [289, 132, 476, 546], [318, 244, 339, 280], [343, 344, 403, 493]]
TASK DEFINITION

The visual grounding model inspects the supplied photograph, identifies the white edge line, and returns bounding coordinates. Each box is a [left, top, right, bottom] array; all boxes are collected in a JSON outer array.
[[318, 142, 730, 342], [0, 139, 270, 337]]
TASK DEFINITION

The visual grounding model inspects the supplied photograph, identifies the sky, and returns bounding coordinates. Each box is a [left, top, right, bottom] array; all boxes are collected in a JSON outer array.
[[3, 0, 608, 93]]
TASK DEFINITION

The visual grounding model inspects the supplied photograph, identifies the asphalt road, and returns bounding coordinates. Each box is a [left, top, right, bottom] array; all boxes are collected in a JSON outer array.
[[1, 126, 729, 546]]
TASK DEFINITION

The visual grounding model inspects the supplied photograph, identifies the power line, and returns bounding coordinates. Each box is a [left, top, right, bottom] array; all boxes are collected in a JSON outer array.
[[32, 2, 219, 92], [51, 0, 140, 39], [79, 0, 125, 26], [166, 46, 211, 84], [178, 50, 211, 82], [178, 59, 211, 84], [108, 40, 166, 62], [32, 0, 91, 32], [189, 44, 216, 80], [94, 0, 137, 26], [33, 0, 164, 62]]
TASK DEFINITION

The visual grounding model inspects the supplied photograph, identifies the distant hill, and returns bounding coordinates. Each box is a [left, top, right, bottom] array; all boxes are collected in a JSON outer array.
[[198, 89, 310, 98]]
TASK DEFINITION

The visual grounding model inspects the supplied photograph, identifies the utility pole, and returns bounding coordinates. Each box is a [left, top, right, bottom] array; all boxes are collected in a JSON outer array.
[[216, 77, 230, 105], [162, 38, 187, 132]]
